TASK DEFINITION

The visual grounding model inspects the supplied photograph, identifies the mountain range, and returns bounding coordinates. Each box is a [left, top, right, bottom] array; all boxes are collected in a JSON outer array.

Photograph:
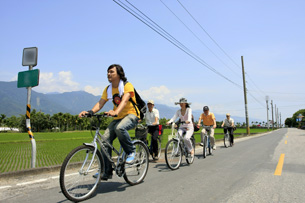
[[0, 81, 251, 123]]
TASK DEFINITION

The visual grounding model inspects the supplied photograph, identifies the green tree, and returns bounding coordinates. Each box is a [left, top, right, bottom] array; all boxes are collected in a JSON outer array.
[[285, 117, 293, 127], [5, 115, 20, 130], [0, 114, 6, 127]]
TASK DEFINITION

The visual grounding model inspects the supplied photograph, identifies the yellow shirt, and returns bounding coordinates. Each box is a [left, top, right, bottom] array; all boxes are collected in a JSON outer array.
[[101, 82, 139, 120], [199, 112, 215, 126]]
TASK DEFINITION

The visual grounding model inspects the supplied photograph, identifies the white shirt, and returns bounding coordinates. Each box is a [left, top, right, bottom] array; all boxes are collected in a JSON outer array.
[[145, 108, 159, 126], [223, 118, 234, 127], [168, 108, 193, 127]]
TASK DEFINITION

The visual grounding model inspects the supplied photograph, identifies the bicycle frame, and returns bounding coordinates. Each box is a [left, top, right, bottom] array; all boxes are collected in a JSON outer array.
[[83, 116, 126, 176], [202, 125, 212, 147], [170, 123, 188, 155]]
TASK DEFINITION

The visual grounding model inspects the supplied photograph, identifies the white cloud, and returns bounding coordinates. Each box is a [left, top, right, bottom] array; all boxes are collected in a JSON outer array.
[[84, 85, 103, 96], [138, 85, 183, 106], [35, 71, 80, 93]]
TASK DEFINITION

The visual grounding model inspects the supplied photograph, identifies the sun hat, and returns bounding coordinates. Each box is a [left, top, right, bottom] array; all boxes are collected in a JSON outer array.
[[147, 100, 154, 105], [175, 97, 191, 105]]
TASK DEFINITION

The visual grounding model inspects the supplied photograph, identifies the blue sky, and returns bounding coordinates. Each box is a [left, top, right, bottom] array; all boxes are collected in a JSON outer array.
[[1, 0, 305, 123]]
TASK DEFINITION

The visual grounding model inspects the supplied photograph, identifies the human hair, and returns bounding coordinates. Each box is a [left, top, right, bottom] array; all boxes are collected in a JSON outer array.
[[107, 64, 127, 82], [186, 103, 190, 108]]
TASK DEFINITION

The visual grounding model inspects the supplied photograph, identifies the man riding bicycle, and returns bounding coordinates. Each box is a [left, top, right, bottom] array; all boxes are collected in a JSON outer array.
[[144, 100, 160, 160], [221, 113, 235, 146], [197, 106, 217, 150], [79, 64, 139, 181]]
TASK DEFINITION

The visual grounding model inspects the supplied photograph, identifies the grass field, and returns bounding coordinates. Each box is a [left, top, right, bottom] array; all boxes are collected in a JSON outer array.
[[0, 128, 270, 173]]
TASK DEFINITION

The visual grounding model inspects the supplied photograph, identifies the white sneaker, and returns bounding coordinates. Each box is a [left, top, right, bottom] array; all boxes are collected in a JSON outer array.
[[199, 143, 203, 146], [213, 145, 216, 150], [126, 152, 135, 164]]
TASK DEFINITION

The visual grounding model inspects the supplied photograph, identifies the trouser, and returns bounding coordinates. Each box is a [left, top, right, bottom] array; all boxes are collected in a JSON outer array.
[[147, 125, 159, 156], [224, 127, 234, 143], [178, 126, 194, 153], [201, 127, 215, 146], [102, 114, 139, 175]]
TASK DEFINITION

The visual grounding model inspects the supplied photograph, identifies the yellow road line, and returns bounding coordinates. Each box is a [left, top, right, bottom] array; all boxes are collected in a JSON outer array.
[[285, 140, 287, 144], [274, 154, 285, 176]]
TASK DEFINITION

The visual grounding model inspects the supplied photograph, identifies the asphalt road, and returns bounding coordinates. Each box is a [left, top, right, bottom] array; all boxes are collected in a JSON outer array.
[[1, 128, 304, 203]]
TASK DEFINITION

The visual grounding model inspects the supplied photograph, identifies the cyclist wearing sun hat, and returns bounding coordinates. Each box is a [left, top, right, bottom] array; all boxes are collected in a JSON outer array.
[[166, 98, 194, 156], [197, 106, 217, 150], [144, 100, 160, 160]]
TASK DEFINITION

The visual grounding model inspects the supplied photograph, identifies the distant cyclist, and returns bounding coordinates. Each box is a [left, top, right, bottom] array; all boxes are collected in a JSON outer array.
[[221, 113, 235, 146], [166, 98, 194, 156], [197, 106, 217, 150], [144, 100, 160, 160]]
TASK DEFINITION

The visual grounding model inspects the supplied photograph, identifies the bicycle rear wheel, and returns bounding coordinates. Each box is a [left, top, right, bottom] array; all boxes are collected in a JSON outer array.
[[60, 145, 103, 202], [165, 139, 182, 170], [224, 133, 230, 148], [124, 140, 149, 185], [203, 136, 208, 158], [186, 137, 195, 164]]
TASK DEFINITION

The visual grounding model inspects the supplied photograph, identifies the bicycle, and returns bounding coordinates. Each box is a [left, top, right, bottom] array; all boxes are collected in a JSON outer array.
[[133, 124, 162, 160], [59, 114, 149, 202], [223, 127, 231, 148], [223, 127, 233, 147], [165, 122, 195, 170], [201, 125, 213, 158]]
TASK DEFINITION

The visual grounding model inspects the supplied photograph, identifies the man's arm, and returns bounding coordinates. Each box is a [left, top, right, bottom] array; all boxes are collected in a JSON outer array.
[[79, 98, 107, 117]]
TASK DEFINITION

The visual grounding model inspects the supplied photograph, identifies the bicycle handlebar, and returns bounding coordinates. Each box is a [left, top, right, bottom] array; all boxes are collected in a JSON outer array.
[[84, 113, 118, 118]]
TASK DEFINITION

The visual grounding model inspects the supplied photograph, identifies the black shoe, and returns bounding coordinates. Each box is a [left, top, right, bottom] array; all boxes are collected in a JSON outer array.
[[101, 174, 112, 181], [153, 156, 159, 160]]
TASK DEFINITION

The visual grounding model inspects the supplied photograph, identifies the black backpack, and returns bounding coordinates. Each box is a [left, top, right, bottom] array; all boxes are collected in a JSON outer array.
[[107, 81, 147, 120]]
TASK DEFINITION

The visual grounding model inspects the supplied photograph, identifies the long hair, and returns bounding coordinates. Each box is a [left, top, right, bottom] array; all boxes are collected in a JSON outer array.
[[107, 64, 127, 82]]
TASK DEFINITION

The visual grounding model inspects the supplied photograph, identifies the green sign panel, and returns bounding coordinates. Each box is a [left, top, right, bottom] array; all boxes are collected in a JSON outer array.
[[17, 69, 40, 88]]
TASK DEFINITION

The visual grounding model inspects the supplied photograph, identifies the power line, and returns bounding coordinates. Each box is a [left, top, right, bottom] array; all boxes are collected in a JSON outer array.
[[159, 0, 241, 79], [176, 0, 241, 70], [113, 0, 242, 88], [176, 0, 267, 106]]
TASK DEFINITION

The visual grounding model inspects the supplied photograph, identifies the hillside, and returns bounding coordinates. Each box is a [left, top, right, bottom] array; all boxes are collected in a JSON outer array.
[[0, 81, 251, 122]]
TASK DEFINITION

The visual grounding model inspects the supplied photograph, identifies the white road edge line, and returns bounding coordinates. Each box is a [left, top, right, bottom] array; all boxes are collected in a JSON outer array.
[[16, 178, 48, 186], [0, 185, 12, 190]]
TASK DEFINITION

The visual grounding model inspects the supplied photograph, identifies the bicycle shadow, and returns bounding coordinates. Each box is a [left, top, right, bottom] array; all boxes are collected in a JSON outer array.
[[154, 161, 194, 172], [95, 181, 129, 194], [57, 182, 129, 203]]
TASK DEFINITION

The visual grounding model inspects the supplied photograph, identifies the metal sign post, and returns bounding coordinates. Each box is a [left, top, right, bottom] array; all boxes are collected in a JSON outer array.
[[18, 47, 39, 168]]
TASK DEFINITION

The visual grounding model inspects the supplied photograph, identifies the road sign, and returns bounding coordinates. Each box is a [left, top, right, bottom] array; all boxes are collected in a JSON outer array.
[[22, 47, 38, 67], [17, 69, 40, 88]]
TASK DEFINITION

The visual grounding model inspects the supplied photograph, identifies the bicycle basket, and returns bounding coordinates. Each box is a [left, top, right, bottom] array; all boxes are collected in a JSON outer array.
[[135, 125, 148, 140]]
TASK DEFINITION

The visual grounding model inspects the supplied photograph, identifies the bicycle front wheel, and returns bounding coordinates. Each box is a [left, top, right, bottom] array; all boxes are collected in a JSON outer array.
[[165, 139, 182, 170], [224, 134, 230, 148], [186, 137, 195, 164], [60, 145, 103, 202], [203, 136, 207, 158], [124, 140, 149, 185]]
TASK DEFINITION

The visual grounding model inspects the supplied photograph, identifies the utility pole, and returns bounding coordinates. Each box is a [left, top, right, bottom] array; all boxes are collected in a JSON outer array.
[[271, 100, 274, 130], [241, 56, 250, 135], [275, 104, 277, 128], [280, 113, 282, 128], [266, 96, 269, 130], [276, 108, 280, 128]]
